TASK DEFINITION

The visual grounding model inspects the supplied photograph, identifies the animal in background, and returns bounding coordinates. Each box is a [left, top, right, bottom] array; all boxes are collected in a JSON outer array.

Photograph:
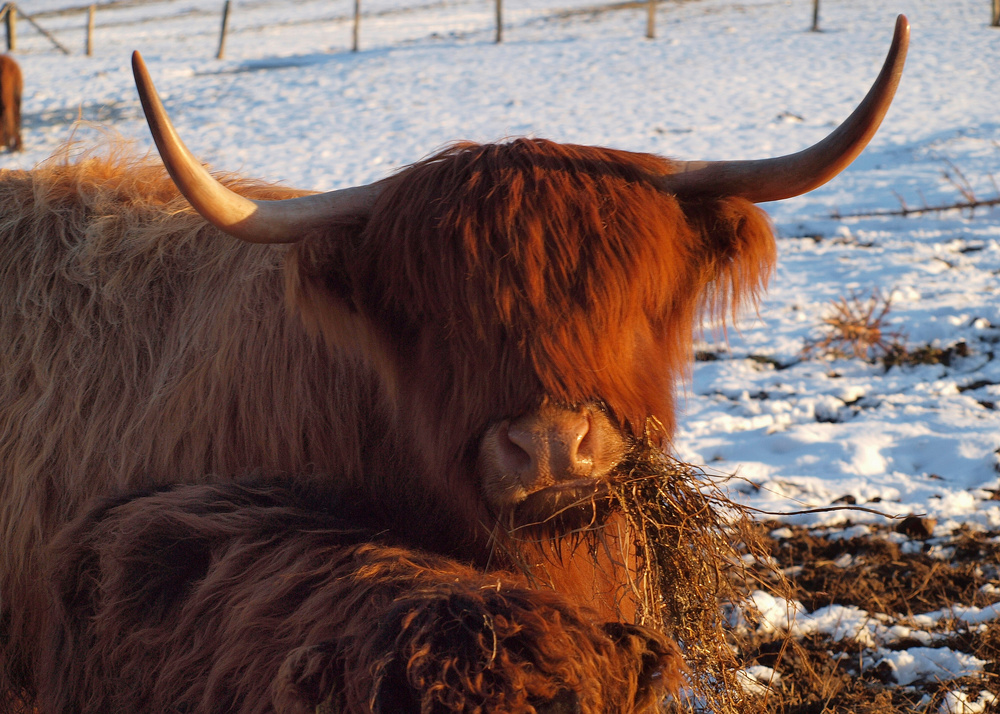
[[0, 54, 21, 152]]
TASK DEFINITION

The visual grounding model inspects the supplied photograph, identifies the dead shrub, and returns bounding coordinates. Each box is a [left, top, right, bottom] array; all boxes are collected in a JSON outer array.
[[802, 290, 903, 362]]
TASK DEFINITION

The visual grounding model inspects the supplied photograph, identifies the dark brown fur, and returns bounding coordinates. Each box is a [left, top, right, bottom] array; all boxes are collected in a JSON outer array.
[[0, 55, 21, 152], [0, 139, 775, 706], [40, 482, 683, 714]]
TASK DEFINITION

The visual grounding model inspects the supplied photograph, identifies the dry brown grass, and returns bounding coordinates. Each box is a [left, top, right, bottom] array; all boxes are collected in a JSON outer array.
[[802, 290, 903, 363], [608, 448, 999, 714], [801, 289, 978, 370], [734, 522, 1000, 714], [611, 449, 786, 714]]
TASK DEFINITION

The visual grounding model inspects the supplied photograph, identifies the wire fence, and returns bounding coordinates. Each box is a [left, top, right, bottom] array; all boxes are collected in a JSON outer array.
[[17, 0, 670, 58], [6, 0, 1000, 60]]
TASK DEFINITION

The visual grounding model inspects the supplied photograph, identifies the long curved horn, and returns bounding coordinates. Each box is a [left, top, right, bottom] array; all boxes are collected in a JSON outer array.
[[132, 51, 380, 244], [659, 14, 909, 202]]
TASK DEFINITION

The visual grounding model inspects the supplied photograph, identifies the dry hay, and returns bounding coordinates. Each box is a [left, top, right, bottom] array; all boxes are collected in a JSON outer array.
[[607, 451, 1000, 714], [609, 445, 785, 714]]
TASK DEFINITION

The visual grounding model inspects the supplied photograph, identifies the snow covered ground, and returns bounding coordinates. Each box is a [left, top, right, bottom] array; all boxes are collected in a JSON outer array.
[[8, 0, 1000, 706]]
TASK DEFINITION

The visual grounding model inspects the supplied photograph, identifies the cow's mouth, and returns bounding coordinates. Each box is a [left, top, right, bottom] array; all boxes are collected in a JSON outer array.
[[488, 430, 673, 539], [501, 479, 616, 538]]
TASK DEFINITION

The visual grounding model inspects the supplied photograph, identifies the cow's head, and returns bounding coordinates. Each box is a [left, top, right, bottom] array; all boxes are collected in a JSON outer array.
[[131, 15, 907, 539]]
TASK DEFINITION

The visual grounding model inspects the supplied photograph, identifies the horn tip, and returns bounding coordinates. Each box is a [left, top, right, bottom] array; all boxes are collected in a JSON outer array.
[[894, 15, 910, 43], [132, 51, 150, 87]]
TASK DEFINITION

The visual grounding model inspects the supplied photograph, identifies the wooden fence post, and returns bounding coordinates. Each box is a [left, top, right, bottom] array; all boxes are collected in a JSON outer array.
[[20, 7, 71, 53], [352, 0, 360, 51], [811, 0, 820, 31], [216, 0, 230, 59], [5, 3, 16, 52], [646, 0, 655, 39], [86, 4, 95, 56], [992, 0, 1000, 26], [495, 0, 502, 43]]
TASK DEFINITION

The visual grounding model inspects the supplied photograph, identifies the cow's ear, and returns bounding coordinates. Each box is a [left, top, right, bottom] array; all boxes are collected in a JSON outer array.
[[687, 196, 777, 328], [283, 223, 394, 364]]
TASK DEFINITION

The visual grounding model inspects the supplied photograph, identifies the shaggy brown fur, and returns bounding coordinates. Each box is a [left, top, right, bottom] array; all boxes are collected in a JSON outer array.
[[0, 139, 775, 705], [40, 481, 683, 713], [0, 55, 21, 152]]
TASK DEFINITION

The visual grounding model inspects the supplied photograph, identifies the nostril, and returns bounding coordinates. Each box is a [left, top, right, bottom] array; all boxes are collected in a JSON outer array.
[[499, 422, 535, 474], [566, 413, 593, 466]]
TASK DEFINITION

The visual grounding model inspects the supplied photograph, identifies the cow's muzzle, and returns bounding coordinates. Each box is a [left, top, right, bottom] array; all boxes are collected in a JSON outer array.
[[478, 402, 627, 515]]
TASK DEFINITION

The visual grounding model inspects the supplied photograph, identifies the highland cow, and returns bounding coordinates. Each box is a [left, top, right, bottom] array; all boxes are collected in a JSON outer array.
[[0, 17, 907, 710], [0, 54, 21, 152], [40, 481, 682, 714]]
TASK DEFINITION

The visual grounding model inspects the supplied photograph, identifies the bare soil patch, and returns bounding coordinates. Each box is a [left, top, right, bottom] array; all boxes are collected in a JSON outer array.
[[727, 520, 1000, 714]]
